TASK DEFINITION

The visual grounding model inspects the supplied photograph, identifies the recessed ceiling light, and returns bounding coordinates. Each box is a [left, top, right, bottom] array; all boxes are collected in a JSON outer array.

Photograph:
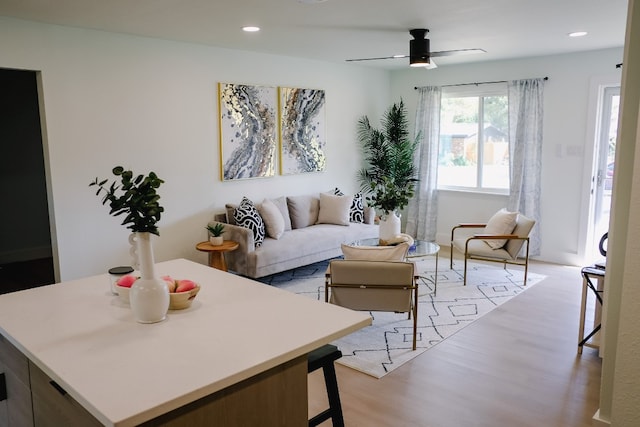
[[393, 54, 405, 58], [242, 26, 260, 32], [568, 31, 588, 37]]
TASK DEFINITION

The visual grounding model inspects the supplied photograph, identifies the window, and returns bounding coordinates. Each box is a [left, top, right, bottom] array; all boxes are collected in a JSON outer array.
[[438, 84, 509, 192]]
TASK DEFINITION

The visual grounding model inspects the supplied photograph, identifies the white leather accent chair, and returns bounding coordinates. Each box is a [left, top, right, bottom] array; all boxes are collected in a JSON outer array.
[[325, 260, 419, 350], [450, 212, 536, 286]]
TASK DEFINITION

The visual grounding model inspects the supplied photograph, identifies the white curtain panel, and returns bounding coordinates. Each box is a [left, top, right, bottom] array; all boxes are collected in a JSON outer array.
[[507, 78, 545, 256], [407, 86, 441, 241]]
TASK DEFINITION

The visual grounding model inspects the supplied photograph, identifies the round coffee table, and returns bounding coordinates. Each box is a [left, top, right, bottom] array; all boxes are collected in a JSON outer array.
[[350, 238, 440, 294], [196, 240, 239, 272]]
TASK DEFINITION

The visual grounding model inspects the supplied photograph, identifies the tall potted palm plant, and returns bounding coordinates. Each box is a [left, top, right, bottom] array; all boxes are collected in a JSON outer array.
[[357, 99, 420, 241]]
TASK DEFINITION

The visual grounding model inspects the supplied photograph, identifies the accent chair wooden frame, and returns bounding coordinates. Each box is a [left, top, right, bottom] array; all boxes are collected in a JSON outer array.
[[450, 214, 535, 286], [325, 260, 419, 350]]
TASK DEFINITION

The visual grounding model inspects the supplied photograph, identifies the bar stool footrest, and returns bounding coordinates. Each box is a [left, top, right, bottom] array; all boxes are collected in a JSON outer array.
[[308, 344, 344, 427]]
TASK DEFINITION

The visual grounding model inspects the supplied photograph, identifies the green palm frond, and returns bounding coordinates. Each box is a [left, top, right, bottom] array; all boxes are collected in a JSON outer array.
[[357, 99, 421, 213]]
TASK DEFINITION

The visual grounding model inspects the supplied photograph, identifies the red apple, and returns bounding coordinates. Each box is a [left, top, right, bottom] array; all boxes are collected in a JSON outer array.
[[116, 275, 138, 288], [163, 275, 177, 293], [175, 279, 197, 293]]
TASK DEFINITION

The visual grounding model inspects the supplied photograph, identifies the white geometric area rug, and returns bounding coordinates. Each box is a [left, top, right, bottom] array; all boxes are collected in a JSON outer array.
[[257, 257, 545, 379]]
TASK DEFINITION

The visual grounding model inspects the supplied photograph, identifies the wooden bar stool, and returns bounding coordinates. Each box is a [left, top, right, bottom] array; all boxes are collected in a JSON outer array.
[[307, 344, 344, 427], [578, 266, 605, 354]]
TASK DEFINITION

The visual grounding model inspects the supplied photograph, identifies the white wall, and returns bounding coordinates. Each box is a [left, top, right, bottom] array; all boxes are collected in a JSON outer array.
[[389, 48, 624, 265], [599, 0, 640, 424], [0, 17, 391, 280]]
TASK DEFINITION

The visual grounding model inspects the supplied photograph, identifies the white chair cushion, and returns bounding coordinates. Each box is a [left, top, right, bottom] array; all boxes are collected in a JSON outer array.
[[505, 214, 536, 257], [341, 242, 409, 261], [453, 238, 513, 261], [483, 208, 518, 249]]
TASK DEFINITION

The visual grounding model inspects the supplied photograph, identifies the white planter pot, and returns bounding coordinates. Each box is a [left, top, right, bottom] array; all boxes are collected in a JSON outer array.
[[129, 232, 169, 324], [379, 211, 401, 242], [209, 236, 224, 246]]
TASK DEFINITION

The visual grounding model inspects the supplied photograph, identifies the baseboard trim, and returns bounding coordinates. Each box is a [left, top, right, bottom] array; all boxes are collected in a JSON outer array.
[[592, 409, 611, 426]]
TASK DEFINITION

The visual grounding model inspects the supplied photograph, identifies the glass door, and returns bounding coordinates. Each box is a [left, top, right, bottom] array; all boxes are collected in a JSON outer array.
[[591, 86, 620, 256]]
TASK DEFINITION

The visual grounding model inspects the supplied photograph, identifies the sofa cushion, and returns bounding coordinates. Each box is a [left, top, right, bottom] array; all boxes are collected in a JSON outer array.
[[317, 193, 352, 226], [333, 187, 364, 223], [257, 198, 285, 240], [225, 204, 237, 225], [233, 197, 266, 247], [287, 194, 320, 229], [341, 242, 409, 261], [483, 208, 518, 249], [271, 196, 292, 231]]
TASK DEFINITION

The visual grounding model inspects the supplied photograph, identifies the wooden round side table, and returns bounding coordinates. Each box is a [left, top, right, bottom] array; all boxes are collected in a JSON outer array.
[[196, 240, 239, 272]]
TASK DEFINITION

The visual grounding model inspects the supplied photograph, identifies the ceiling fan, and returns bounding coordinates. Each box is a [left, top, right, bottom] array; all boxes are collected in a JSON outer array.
[[346, 29, 485, 68]]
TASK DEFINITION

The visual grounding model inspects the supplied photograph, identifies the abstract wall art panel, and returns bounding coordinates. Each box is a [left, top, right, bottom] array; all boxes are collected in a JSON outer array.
[[279, 87, 326, 175], [218, 83, 277, 180]]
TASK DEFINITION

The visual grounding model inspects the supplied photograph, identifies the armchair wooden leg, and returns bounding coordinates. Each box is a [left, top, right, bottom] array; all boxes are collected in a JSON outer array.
[[523, 240, 530, 286], [464, 256, 468, 286], [450, 243, 454, 269], [412, 285, 418, 350]]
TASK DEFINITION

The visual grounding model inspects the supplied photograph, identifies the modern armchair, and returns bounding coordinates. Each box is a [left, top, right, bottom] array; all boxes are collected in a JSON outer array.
[[450, 210, 536, 286], [325, 260, 419, 350]]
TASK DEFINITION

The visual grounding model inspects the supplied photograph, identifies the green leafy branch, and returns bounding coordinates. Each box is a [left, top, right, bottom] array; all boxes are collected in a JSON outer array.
[[357, 99, 420, 214], [89, 166, 165, 236]]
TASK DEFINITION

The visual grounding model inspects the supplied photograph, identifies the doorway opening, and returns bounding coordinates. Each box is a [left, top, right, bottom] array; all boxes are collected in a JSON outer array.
[[0, 68, 55, 293], [589, 85, 620, 260]]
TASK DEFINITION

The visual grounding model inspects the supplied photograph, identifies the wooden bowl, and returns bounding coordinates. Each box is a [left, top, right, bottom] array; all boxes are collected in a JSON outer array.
[[115, 282, 200, 310], [169, 284, 200, 310]]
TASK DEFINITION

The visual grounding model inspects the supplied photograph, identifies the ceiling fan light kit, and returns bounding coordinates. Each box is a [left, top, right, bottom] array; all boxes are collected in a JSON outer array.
[[345, 28, 485, 68], [409, 29, 431, 67]]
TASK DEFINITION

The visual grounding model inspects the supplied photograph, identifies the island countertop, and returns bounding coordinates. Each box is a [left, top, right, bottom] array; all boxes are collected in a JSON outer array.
[[0, 258, 371, 426]]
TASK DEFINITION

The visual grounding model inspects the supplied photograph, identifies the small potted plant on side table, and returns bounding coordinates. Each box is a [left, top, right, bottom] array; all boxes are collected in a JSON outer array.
[[206, 223, 225, 246]]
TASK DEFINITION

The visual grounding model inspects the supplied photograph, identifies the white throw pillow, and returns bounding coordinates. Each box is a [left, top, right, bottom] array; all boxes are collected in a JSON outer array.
[[483, 208, 518, 249], [341, 242, 410, 261], [333, 187, 364, 223], [287, 195, 320, 229], [257, 198, 285, 240], [271, 196, 292, 231], [317, 193, 353, 226]]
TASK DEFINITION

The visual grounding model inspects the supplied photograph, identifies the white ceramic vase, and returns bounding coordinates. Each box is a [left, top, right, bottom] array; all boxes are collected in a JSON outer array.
[[379, 210, 401, 242], [209, 236, 224, 246], [129, 232, 169, 324]]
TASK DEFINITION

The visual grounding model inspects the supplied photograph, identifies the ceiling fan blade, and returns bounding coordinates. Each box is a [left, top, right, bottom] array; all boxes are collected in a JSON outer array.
[[345, 55, 407, 62], [430, 48, 486, 58], [425, 60, 437, 70], [345, 28, 484, 66]]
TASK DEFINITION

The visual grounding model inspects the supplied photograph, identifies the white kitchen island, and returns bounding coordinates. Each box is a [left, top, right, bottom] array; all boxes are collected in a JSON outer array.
[[0, 259, 370, 426]]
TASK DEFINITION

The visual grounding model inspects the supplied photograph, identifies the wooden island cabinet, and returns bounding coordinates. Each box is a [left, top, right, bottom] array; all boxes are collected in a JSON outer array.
[[0, 334, 33, 427], [0, 259, 369, 426]]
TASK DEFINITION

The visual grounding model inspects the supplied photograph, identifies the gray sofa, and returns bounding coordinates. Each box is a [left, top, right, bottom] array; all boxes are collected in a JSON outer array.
[[208, 193, 379, 278]]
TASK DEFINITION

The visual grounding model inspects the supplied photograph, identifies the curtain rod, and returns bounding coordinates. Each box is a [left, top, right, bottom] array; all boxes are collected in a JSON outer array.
[[414, 76, 548, 90]]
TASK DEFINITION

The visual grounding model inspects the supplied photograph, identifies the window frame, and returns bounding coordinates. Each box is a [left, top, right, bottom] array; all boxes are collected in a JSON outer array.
[[438, 83, 510, 195]]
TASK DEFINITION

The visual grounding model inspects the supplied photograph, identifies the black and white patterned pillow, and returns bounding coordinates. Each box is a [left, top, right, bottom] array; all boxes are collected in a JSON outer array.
[[233, 197, 266, 247], [333, 188, 364, 223]]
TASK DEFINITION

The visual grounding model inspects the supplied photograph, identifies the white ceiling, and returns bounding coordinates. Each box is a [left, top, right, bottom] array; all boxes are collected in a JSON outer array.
[[0, 0, 629, 70]]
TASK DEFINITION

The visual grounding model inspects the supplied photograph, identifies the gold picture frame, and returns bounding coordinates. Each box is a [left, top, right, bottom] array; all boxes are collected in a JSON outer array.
[[279, 87, 326, 175], [218, 83, 277, 181]]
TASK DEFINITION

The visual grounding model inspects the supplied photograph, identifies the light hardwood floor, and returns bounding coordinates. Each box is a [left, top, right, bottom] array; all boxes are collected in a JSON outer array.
[[309, 252, 602, 427]]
